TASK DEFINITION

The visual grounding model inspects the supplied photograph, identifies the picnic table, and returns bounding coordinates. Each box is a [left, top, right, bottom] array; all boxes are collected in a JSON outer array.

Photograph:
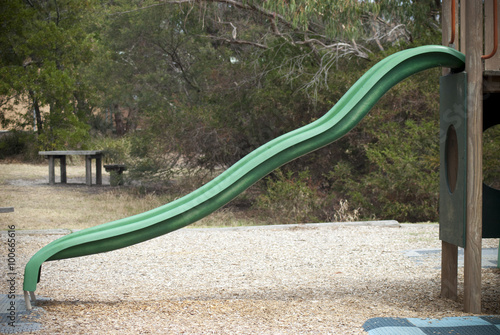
[[38, 150, 104, 186]]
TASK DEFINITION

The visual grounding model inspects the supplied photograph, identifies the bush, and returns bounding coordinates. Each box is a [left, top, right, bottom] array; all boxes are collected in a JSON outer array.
[[254, 169, 322, 224], [0, 131, 39, 161], [328, 119, 440, 222], [484, 125, 500, 189], [91, 135, 131, 165]]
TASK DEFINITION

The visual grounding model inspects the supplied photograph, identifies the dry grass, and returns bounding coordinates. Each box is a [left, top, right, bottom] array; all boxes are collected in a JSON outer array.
[[0, 162, 256, 231], [0, 162, 48, 182]]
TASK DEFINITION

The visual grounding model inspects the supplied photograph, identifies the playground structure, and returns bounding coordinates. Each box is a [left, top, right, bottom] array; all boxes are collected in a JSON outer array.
[[440, 0, 500, 313], [20, 1, 497, 315]]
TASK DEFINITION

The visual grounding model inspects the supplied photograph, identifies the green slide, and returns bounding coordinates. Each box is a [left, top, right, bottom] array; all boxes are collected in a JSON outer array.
[[23, 45, 465, 295]]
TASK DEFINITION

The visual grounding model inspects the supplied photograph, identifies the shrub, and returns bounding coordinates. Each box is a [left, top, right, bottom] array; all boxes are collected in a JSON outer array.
[[329, 119, 440, 222], [0, 131, 39, 161], [484, 125, 500, 189], [255, 169, 322, 224]]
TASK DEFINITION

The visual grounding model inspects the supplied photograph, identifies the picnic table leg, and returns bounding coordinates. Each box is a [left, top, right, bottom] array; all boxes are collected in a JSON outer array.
[[60, 155, 67, 184], [85, 155, 92, 186], [96, 155, 102, 185], [48, 156, 55, 185]]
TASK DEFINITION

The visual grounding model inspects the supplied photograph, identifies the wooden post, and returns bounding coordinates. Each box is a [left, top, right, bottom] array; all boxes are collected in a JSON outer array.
[[441, 0, 458, 50], [60, 155, 67, 184], [85, 156, 92, 186], [441, 0, 459, 301], [464, 0, 483, 314], [48, 156, 55, 185], [95, 155, 102, 185], [441, 241, 458, 300], [485, 0, 500, 71]]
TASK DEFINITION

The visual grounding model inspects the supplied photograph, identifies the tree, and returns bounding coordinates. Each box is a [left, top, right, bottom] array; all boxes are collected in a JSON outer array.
[[0, 0, 97, 149], [89, 0, 446, 222], [108, 0, 441, 95]]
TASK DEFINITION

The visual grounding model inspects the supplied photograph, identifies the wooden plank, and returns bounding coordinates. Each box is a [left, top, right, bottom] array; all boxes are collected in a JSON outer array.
[[439, 71, 467, 301], [39, 150, 103, 156], [85, 156, 92, 186], [0, 207, 14, 213], [460, 0, 467, 53], [60, 155, 67, 184], [464, 0, 483, 314], [485, 0, 500, 70], [441, 241, 458, 300], [96, 156, 102, 185], [440, 0, 461, 303], [48, 156, 55, 185], [442, 0, 452, 52], [439, 72, 467, 247]]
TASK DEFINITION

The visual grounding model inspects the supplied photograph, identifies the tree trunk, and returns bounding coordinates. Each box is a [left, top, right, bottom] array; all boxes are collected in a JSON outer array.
[[29, 91, 43, 134], [113, 104, 125, 135]]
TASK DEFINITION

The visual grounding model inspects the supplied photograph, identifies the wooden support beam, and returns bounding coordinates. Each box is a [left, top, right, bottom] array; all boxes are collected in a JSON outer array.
[[60, 155, 67, 184], [485, 0, 500, 70], [441, 0, 459, 302], [442, 0, 454, 51], [85, 156, 93, 186], [48, 156, 55, 185], [461, 0, 467, 53], [441, 241, 458, 300], [464, 0, 483, 314], [95, 155, 102, 185]]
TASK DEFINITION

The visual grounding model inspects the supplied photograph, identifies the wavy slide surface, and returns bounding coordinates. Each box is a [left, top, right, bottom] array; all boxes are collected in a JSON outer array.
[[23, 45, 465, 293]]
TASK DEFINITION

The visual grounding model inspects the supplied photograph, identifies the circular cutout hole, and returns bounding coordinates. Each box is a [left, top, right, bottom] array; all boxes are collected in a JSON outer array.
[[484, 124, 500, 190], [445, 125, 459, 193]]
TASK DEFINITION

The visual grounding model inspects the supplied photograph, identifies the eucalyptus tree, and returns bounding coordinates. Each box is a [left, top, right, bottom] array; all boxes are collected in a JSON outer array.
[[0, 0, 98, 149], [94, 0, 447, 223], [109, 0, 441, 94]]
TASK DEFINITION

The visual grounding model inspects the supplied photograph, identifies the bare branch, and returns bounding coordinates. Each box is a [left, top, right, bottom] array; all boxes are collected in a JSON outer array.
[[296, 39, 370, 60], [110, 0, 294, 29], [203, 35, 269, 49], [109, 3, 167, 15], [53, 0, 60, 25], [24, 0, 35, 8]]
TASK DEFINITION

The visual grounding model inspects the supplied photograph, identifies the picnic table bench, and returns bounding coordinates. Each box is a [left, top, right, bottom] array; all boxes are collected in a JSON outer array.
[[103, 164, 127, 186], [38, 150, 104, 186]]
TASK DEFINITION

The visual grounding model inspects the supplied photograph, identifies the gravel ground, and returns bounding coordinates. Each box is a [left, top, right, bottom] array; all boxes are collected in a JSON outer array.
[[2, 223, 500, 334]]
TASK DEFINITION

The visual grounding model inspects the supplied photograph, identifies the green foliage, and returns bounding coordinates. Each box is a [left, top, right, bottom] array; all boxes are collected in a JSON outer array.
[[90, 136, 131, 165], [0, 131, 38, 161], [0, 0, 96, 149], [255, 169, 322, 224], [0, 132, 27, 159], [36, 111, 91, 151], [261, 0, 440, 42], [364, 119, 439, 221], [0, 0, 462, 224], [262, 0, 374, 39], [326, 65, 443, 222], [484, 125, 500, 189]]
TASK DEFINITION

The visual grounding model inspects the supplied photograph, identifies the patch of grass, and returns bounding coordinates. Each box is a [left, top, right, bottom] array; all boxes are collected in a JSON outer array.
[[0, 162, 259, 230], [0, 163, 48, 183]]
